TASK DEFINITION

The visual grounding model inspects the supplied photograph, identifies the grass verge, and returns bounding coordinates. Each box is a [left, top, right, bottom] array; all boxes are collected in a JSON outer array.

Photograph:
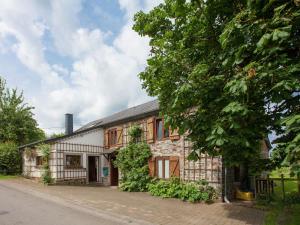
[[0, 174, 18, 180], [261, 168, 300, 225]]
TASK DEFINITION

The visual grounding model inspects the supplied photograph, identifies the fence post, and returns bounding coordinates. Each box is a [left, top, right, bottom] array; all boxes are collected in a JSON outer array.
[[254, 176, 257, 199], [281, 174, 285, 201], [267, 174, 270, 201], [297, 174, 300, 194]]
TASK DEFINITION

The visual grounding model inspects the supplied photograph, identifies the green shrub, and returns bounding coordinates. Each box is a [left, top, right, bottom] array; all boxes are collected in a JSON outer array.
[[114, 142, 152, 192], [38, 144, 52, 184], [148, 178, 172, 197], [179, 182, 203, 202], [41, 166, 52, 184], [148, 178, 217, 203], [284, 192, 300, 205], [0, 142, 21, 174]]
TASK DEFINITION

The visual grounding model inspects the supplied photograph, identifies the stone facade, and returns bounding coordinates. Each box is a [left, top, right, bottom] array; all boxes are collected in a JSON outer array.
[[104, 115, 223, 190]]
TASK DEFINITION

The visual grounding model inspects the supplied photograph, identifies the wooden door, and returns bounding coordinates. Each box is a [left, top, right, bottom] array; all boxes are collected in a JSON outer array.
[[110, 156, 118, 186], [88, 156, 97, 182]]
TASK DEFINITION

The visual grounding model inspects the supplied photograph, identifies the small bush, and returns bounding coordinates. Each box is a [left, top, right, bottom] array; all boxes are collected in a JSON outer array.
[[284, 192, 300, 205], [148, 178, 217, 203], [0, 142, 21, 174], [179, 182, 203, 202], [41, 167, 52, 184]]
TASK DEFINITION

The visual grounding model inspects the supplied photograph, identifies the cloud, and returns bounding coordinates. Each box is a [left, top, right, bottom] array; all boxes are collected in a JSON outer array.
[[0, 0, 161, 134]]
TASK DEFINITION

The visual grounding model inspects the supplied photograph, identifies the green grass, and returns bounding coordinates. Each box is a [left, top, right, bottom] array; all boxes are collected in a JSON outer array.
[[263, 202, 300, 225], [270, 167, 298, 196], [270, 167, 294, 178], [262, 168, 300, 225], [0, 174, 18, 180]]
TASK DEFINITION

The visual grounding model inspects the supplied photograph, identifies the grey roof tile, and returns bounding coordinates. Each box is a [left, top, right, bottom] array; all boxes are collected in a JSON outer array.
[[20, 99, 159, 148], [76, 99, 159, 131]]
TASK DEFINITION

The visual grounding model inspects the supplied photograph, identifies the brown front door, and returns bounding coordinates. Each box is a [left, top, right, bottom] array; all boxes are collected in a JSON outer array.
[[110, 156, 118, 186], [88, 156, 97, 182]]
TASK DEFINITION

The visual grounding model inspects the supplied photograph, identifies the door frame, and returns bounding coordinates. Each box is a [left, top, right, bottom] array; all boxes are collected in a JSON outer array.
[[87, 155, 100, 183]]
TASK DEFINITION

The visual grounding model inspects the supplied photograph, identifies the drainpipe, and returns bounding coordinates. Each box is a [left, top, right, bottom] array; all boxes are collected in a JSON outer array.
[[224, 167, 230, 203]]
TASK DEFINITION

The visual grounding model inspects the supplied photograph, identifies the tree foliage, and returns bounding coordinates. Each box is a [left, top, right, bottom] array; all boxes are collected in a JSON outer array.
[[0, 77, 45, 145], [0, 142, 21, 174], [49, 133, 65, 139], [275, 115, 300, 176], [133, 0, 300, 171]]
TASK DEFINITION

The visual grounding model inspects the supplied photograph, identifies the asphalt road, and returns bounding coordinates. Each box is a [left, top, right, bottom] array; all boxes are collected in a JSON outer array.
[[0, 182, 135, 225]]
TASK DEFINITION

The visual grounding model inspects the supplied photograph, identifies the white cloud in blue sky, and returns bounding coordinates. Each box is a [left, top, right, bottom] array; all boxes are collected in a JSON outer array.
[[0, 0, 162, 134]]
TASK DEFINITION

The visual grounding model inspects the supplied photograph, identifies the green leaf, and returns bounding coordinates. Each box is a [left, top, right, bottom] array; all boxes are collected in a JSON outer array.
[[272, 28, 290, 41], [224, 79, 247, 96], [257, 33, 272, 50]]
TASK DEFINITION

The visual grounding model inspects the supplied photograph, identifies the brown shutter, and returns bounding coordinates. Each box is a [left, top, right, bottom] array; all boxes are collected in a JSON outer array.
[[147, 117, 155, 143], [148, 157, 156, 177], [116, 127, 123, 147], [169, 128, 180, 141], [170, 156, 180, 177], [105, 130, 109, 149]]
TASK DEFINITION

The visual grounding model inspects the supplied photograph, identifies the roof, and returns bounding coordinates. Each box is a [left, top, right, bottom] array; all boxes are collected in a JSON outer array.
[[76, 99, 159, 131], [19, 99, 159, 149]]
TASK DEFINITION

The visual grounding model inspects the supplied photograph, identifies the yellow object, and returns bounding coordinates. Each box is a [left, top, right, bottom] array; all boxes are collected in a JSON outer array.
[[236, 189, 254, 201]]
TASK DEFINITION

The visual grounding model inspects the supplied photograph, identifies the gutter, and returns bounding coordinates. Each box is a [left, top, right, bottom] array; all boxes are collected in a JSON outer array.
[[224, 167, 230, 203]]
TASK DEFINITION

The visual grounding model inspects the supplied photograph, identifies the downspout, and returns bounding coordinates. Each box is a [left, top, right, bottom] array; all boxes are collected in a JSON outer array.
[[224, 167, 230, 203]]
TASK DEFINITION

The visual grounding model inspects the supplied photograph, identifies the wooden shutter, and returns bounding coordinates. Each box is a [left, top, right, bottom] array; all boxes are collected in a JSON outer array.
[[116, 127, 123, 147], [147, 117, 155, 143], [169, 128, 180, 141], [148, 157, 156, 177], [104, 130, 109, 149], [170, 156, 180, 177]]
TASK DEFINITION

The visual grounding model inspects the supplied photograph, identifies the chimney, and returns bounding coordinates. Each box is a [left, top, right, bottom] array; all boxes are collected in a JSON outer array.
[[65, 113, 73, 135]]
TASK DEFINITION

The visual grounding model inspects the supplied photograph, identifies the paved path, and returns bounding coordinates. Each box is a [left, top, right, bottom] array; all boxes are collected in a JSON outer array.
[[0, 181, 147, 225], [0, 178, 265, 225]]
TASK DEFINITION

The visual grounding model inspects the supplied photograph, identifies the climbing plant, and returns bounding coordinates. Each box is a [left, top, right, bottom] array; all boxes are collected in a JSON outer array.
[[114, 125, 152, 192], [38, 144, 52, 184], [128, 125, 143, 143], [24, 147, 37, 161]]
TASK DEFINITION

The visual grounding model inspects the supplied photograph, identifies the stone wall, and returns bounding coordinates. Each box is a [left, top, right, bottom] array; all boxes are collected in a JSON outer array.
[[104, 116, 223, 190]]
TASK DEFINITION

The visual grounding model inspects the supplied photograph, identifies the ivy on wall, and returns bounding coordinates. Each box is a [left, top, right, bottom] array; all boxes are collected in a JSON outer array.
[[114, 125, 152, 192], [38, 144, 52, 184]]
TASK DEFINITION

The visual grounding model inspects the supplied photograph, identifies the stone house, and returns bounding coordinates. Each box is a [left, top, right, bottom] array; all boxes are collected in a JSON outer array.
[[20, 99, 271, 199]]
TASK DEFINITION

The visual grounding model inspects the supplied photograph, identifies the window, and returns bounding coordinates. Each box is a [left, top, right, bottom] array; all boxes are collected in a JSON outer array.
[[156, 119, 163, 140], [108, 129, 117, 146], [36, 156, 43, 167], [155, 119, 169, 141], [66, 155, 82, 169], [156, 157, 170, 179]]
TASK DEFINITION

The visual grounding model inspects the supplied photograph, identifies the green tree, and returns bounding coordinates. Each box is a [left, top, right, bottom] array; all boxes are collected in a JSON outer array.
[[49, 133, 65, 139], [275, 115, 300, 176], [0, 77, 45, 145], [0, 142, 21, 174], [133, 0, 300, 173]]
